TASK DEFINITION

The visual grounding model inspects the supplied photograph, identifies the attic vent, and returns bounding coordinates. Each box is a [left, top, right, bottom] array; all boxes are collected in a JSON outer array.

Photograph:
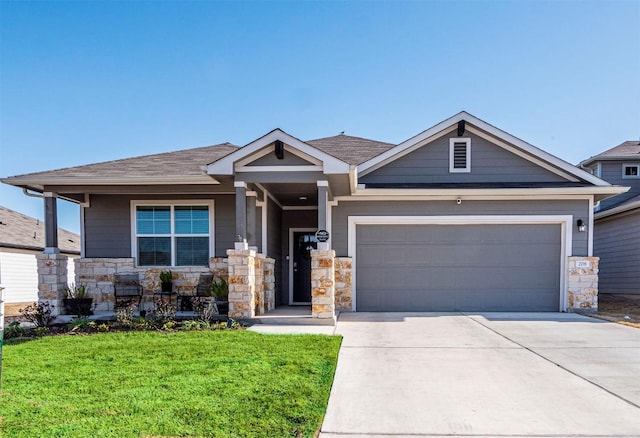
[[449, 138, 471, 173]]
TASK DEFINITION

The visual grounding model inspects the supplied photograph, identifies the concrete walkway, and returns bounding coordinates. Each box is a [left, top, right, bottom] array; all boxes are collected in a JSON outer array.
[[320, 312, 640, 437]]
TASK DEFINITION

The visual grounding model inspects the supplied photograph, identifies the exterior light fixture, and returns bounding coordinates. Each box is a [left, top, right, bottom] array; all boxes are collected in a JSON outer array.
[[577, 219, 586, 232]]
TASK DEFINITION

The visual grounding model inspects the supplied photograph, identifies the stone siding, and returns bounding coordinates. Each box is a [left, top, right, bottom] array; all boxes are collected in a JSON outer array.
[[263, 258, 276, 312], [74, 257, 228, 312], [567, 256, 599, 311], [227, 248, 256, 319], [311, 249, 336, 323], [36, 253, 69, 316], [334, 257, 353, 311]]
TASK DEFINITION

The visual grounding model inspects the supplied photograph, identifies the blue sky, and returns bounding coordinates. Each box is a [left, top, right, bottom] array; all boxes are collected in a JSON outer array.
[[1, 0, 638, 234]]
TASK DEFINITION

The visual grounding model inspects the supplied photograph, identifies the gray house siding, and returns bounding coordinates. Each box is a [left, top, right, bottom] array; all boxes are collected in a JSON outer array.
[[598, 161, 640, 210], [594, 209, 640, 295], [248, 151, 314, 166], [331, 199, 590, 257], [84, 194, 236, 259], [361, 132, 568, 185]]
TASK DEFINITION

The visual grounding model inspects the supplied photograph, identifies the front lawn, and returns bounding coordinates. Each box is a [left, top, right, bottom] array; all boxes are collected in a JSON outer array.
[[0, 331, 342, 437]]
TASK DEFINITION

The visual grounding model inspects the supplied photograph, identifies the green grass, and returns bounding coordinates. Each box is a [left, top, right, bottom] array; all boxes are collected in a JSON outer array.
[[0, 331, 342, 437]]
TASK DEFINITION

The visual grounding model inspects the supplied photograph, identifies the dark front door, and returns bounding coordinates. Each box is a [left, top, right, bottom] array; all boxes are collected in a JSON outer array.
[[292, 231, 317, 303]]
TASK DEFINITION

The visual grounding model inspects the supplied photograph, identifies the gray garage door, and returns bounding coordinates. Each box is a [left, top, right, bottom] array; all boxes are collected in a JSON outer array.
[[356, 223, 561, 312]]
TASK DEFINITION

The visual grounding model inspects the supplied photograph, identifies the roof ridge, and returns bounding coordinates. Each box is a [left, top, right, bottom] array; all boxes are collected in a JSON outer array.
[[308, 133, 394, 145]]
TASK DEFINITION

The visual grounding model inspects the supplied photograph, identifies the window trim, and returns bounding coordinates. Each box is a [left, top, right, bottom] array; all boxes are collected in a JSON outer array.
[[130, 200, 215, 267], [622, 163, 640, 179], [449, 138, 471, 173]]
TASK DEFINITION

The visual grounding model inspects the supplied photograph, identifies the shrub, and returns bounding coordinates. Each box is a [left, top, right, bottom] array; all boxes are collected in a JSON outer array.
[[152, 298, 176, 325], [19, 302, 55, 327], [4, 321, 29, 339], [115, 304, 136, 328]]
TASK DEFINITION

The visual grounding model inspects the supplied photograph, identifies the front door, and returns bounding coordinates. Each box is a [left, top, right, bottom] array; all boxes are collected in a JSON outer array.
[[292, 231, 317, 303]]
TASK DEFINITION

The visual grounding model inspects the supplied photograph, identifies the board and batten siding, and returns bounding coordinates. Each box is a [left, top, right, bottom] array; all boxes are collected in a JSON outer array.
[[594, 209, 640, 295], [84, 194, 237, 259], [331, 199, 591, 257], [0, 249, 76, 303], [360, 132, 568, 185]]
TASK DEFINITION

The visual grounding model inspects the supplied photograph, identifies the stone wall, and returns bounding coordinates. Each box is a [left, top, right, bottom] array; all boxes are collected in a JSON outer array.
[[567, 256, 599, 311], [263, 258, 275, 312], [334, 257, 353, 311], [310, 249, 336, 323], [227, 248, 256, 319], [74, 257, 228, 312], [36, 253, 69, 316]]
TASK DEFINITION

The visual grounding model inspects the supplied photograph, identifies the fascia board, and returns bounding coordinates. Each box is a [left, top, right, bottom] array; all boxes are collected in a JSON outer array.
[[580, 156, 640, 167], [358, 111, 609, 187], [2, 175, 219, 187], [207, 129, 350, 175], [345, 186, 628, 199], [595, 199, 640, 220]]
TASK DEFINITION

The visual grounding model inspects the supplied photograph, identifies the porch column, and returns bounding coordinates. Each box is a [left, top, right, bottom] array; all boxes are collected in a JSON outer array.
[[44, 192, 59, 254], [310, 248, 336, 324], [234, 182, 247, 243], [246, 191, 257, 248], [317, 181, 329, 232]]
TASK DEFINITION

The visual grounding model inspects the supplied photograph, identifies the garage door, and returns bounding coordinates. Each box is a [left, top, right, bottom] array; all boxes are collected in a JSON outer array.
[[356, 223, 561, 312]]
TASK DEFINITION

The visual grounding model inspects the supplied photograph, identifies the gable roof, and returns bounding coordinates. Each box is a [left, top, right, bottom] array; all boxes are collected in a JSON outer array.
[[359, 111, 610, 187], [306, 134, 395, 165], [0, 206, 80, 254], [580, 141, 640, 166], [3, 143, 238, 190], [206, 129, 353, 175]]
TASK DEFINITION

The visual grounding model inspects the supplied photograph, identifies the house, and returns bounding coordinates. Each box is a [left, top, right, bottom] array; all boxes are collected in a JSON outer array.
[[1, 112, 627, 321], [579, 141, 640, 296], [0, 206, 80, 311]]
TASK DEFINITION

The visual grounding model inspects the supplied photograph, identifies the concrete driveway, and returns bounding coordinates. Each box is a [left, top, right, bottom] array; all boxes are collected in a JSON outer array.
[[321, 312, 640, 437]]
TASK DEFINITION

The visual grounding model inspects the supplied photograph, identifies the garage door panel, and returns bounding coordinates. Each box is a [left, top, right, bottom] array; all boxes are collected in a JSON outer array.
[[356, 223, 561, 312]]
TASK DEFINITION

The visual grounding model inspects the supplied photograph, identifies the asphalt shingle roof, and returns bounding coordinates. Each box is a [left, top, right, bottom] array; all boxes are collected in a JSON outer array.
[[6, 143, 239, 180], [0, 206, 80, 253], [306, 134, 395, 165], [586, 141, 640, 161]]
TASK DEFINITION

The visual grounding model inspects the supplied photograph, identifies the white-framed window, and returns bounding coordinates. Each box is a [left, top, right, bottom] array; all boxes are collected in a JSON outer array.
[[131, 200, 214, 267], [622, 163, 639, 178], [589, 163, 602, 178], [449, 138, 471, 173]]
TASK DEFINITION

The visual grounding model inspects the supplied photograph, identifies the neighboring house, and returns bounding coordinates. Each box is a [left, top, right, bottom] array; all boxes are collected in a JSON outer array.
[[1, 112, 627, 316], [580, 141, 640, 295], [0, 206, 80, 306]]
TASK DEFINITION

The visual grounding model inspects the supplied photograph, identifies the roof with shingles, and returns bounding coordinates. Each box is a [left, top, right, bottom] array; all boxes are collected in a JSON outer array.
[[581, 141, 640, 165], [0, 206, 80, 253], [5, 143, 239, 180], [306, 134, 395, 165]]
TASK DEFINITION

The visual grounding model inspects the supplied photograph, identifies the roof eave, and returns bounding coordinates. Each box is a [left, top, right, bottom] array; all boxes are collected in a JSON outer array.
[[2, 175, 221, 190], [595, 199, 640, 220]]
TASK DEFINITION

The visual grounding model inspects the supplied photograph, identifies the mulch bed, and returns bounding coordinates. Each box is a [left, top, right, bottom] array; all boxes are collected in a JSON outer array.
[[591, 294, 640, 328]]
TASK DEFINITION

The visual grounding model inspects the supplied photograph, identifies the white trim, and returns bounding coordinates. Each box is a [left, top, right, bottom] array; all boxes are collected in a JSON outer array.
[[256, 199, 267, 256], [6, 176, 221, 188], [235, 143, 323, 167], [130, 200, 215, 267], [282, 206, 318, 211], [234, 181, 248, 188], [336, 193, 596, 202], [595, 162, 602, 178], [595, 199, 640, 219], [449, 138, 471, 173], [347, 215, 572, 312], [207, 129, 351, 175], [80, 204, 86, 258], [358, 111, 609, 186], [317, 180, 330, 187], [288, 227, 317, 305], [622, 163, 640, 179], [236, 165, 323, 173]]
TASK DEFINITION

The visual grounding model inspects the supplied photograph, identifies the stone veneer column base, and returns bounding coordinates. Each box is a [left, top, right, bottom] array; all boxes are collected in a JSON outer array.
[[311, 249, 336, 324], [263, 257, 276, 312], [37, 253, 69, 316], [226, 249, 256, 319], [567, 256, 599, 311], [334, 257, 353, 311]]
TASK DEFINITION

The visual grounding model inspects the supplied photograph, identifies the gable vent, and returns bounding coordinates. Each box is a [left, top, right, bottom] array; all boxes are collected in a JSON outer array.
[[449, 138, 471, 173]]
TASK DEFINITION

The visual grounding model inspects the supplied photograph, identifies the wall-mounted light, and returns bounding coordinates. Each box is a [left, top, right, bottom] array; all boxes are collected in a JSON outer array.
[[577, 219, 586, 232], [456, 198, 462, 205]]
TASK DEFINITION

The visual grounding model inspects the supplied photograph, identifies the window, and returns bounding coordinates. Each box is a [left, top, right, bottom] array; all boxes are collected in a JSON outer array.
[[623, 164, 640, 178], [449, 138, 471, 173], [132, 201, 214, 267]]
